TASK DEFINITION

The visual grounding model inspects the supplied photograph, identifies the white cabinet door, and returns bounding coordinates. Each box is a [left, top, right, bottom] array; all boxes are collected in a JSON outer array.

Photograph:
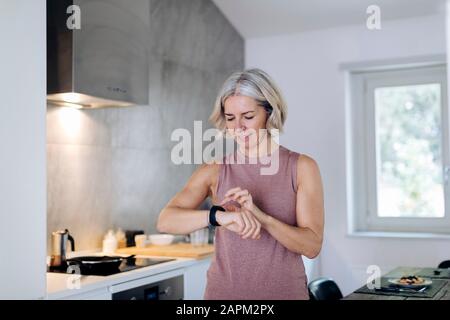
[[183, 258, 211, 300], [63, 288, 112, 300], [0, 0, 47, 300]]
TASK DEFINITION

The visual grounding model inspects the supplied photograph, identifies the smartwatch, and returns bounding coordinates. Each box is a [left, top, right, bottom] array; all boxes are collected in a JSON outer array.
[[209, 205, 225, 227]]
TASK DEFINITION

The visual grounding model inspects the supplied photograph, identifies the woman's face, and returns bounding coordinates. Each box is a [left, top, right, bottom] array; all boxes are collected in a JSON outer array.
[[223, 95, 268, 149]]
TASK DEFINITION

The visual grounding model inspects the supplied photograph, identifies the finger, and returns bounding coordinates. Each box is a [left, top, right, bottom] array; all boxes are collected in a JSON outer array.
[[225, 187, 242, 195], [248, 212, 260, 239], [252, 219, 261, 239], [220, 196, 243, 206], [240, 211, 252, 236], [225, 190, 249, 205], [224, 187, 242, 197], [234, 195, 251, 207], [228, 190, 249, 200], [220, 197, 233, 206], [239, 211, 252, 236], [242, 211, 257, 239], [241, 209, 260, 239], [234, 213, 245, 234]]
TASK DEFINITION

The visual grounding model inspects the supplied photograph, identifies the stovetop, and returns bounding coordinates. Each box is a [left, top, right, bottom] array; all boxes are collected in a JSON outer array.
[[48, 256, 175, 276]]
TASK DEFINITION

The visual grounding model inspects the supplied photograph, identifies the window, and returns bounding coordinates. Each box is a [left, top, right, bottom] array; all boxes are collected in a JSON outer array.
[[347, 62, 450, 234]]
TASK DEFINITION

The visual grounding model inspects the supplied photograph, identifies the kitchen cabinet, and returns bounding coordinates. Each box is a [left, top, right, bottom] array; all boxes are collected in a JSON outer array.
[[184, 258, 211, 300], [47, 257, 212, 300], [110, 268, 185, 298], [109, 259, 212, 300], [62, 288, 112, 300]]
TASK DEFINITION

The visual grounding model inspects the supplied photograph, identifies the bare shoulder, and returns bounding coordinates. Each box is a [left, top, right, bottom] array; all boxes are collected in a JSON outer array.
[[296, 154, 322, 187], [297, 154, 320, 171], [190, 163, 220, 187], [192, 161, 220, 184]]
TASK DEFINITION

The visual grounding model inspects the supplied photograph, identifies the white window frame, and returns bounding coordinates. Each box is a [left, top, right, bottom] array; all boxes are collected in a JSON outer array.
[[345, 58, 450, 235]]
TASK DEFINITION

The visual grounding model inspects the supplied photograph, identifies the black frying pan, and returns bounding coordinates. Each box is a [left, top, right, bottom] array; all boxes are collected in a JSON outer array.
[[67, 255, 135, 275]]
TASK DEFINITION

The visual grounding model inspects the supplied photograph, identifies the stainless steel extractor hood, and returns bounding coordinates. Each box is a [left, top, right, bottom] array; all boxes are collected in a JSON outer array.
[[47, 0, 149, 108]]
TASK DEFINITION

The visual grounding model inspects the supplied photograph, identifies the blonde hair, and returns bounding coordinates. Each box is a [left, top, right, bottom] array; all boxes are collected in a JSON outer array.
[[209, 68, 287, 133]]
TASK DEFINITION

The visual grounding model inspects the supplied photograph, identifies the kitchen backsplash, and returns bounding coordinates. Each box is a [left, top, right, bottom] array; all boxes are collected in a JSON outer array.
[[47, 0, 244, 252]]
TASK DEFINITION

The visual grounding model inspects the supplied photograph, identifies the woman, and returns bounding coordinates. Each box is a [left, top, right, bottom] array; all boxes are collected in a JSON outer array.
[[157, 69, 324, 300]]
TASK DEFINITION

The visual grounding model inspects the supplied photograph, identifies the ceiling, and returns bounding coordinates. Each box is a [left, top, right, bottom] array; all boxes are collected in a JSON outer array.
[[212, 0, 446, 39]]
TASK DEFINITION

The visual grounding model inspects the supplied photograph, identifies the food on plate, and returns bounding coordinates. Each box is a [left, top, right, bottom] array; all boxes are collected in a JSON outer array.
[[398, 275, 425, 285]]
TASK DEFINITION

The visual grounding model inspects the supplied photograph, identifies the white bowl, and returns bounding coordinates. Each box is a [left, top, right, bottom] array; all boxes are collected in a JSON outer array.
[[148, 234, 175, 246]]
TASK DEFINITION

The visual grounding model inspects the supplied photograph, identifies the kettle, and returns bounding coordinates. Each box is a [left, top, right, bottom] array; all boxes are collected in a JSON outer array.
[[50, 229, 75, 268]]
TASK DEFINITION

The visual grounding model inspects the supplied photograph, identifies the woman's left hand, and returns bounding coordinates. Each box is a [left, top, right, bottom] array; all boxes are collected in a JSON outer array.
[[220, 187, 267, 223]]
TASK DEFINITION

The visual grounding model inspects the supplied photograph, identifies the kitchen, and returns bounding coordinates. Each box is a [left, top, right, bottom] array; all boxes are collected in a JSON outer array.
[[1, 0, 450, 303]]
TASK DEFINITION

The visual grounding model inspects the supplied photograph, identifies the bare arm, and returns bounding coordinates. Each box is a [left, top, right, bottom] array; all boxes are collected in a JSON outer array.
[[261, 155, 324, 258], [156, 163, 218, 235]]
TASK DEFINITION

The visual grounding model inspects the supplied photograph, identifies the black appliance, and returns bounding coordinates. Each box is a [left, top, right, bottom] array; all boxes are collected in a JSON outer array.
[[112, 275, 184, 300]]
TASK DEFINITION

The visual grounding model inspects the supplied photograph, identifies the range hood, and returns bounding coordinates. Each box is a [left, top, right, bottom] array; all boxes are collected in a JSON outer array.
[[47, 0, 149, 108]]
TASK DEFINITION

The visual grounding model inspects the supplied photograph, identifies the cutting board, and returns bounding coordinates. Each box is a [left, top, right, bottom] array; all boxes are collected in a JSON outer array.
[[115, 243, 215, 259]]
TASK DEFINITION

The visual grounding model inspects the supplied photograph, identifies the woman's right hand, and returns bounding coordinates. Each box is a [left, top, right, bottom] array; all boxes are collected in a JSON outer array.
[[216, 209, 261, 240]]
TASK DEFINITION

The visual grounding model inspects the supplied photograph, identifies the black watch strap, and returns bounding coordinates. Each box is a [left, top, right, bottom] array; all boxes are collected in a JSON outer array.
[[209, 205, 225, 227]]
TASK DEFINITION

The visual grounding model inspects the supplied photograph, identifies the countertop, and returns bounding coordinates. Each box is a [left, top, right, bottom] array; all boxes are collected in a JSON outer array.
[[46, 251, 212, 300], [344, 266, 450, 300]]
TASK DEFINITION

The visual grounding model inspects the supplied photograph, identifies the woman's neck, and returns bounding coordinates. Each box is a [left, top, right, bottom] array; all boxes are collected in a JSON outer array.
[[238, 133, 279, 159]]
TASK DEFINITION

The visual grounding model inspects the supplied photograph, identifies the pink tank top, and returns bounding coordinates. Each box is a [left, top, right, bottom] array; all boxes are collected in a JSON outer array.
[[204, 145, 309, 300]]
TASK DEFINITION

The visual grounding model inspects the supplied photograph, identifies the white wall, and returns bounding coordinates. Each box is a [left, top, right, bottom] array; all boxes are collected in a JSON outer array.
[[0, 0, 47, 299], [246, 14, 448, 295]]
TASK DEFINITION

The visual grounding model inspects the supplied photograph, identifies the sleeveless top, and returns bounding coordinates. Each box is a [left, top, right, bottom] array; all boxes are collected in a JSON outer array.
[[204, 145, 309, 300]]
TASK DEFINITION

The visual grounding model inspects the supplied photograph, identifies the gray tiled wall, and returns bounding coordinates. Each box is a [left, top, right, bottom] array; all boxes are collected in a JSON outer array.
[[47, 0, 244, 251]]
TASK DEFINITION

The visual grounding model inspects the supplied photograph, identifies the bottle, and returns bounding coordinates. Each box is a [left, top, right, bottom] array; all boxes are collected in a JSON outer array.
[[115, 228, 126, 249], [102, 230, 117, 255]]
